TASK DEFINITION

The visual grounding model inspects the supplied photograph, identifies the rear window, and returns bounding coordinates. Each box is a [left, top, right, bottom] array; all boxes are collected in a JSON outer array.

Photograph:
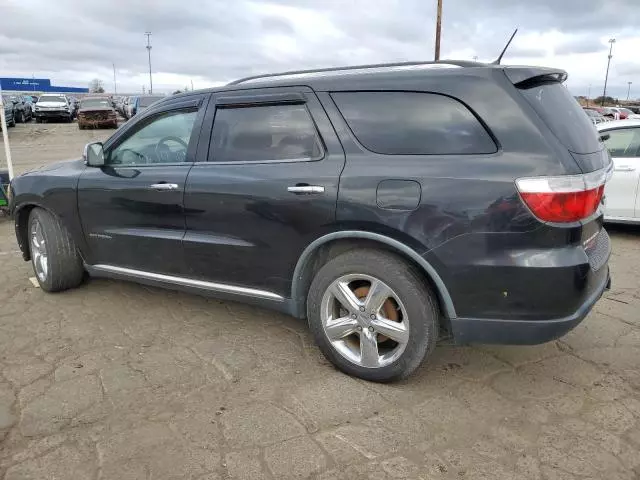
[[331, 91, 497, 155], [519, 81, 600, 154]]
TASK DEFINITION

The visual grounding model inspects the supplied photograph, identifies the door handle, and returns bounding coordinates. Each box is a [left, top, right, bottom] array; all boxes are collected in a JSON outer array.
[[613, 166, 636, 172], [287, 185, 325, 194], [149, 183, 179, 190]]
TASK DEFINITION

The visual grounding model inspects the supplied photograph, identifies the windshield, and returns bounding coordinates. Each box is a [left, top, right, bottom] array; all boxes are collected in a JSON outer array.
[[81, 98, 111, 108], [39, 95, 66, 103], [139, 96, 164, 107], [584, 109, 600, 117], [520, 81, 601, 155]]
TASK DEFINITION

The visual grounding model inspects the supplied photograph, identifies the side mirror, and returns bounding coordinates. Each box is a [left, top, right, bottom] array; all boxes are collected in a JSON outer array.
[[599, 133, 610, 142], [84, 142, 105, 167]]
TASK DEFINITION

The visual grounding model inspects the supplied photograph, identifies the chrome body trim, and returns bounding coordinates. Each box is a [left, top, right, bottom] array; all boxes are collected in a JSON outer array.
[[91, 264, 284, 301]]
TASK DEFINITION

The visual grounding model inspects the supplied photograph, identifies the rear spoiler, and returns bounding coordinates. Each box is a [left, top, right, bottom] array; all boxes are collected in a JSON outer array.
[[503, 67, 568, 86]]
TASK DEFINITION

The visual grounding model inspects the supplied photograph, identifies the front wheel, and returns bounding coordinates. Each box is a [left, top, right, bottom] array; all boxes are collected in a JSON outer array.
[[15, 111, 23, 123], [28, 208, 84, 292], [307, 249, 439, 382]]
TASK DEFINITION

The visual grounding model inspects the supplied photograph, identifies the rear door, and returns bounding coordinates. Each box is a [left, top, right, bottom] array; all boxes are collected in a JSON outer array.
[[183, 86, 345, 297], [78, 97, 207, 274], [601, 127, 640, 219]]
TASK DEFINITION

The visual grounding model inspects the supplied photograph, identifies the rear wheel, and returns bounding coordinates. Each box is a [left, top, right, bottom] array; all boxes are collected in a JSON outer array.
[[307, 249, 439, 382], [15, 110, 23, 123], [28, 208, 84, 292]]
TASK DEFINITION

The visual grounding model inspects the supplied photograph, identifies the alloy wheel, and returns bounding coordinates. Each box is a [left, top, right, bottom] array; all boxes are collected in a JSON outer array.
[[30, 219, 48, 282], [320, 274, 409, 368]]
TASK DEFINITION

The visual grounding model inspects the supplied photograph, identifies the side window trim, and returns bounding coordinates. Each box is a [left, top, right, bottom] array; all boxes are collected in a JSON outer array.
[[205, 101, 326, 165]]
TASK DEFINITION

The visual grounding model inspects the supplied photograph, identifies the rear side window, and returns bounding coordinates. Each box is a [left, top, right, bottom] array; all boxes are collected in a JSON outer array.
[[331, 91, 497, 155], [210, 104, 323, 162], [519, 81, 600, 155]]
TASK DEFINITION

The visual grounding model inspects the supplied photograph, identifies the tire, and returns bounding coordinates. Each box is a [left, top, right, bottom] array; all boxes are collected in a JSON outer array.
[[35, 117, 41, 124], [78, 122, 84, 130], [8, 117, 16, 127], [28, 208, 84, 292], [15, 111, 23, 123], [307, 249, 439, 382]]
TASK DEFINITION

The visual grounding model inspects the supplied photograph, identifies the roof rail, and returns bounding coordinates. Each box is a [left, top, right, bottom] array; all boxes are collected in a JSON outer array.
[[227, 60, 481, 85]]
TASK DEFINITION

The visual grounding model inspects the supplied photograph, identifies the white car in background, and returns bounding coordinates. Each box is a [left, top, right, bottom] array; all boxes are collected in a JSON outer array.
[[597, 119, 640, 224]]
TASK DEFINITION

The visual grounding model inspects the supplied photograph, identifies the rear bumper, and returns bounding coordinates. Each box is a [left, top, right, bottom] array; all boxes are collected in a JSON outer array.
[[450, 266, 610, 345]]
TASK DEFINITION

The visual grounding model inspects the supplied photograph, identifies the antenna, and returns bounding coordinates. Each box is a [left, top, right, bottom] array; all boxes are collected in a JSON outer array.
[[492, 28, 518, 65]]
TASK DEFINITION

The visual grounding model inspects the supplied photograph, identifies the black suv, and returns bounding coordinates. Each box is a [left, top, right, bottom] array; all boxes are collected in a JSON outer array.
[[10, 61, 612, 381]]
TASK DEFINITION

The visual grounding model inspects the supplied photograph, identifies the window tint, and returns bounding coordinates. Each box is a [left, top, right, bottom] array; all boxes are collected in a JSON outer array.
[[108, 110, 197, 165], [519, 82, 600, 155], [210, 104, 322, 162], [603, 128, 640, 158], [331, 91, 496, 155]]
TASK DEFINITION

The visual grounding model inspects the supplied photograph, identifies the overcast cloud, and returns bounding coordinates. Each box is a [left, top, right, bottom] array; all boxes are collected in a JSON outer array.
[[1, 0, 639, 99]]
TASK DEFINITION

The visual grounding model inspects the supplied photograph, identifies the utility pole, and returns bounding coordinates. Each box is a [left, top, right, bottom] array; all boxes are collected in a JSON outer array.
[[112, 63, 117, 95], [434, 0, 442, 61], [602, 38, 615, 106], [587, 84, 591, 107], [145, 32, 153, 94], [190, 79, 194, 91], [142, 85, 146, 94], [627, 81, 632, 101], [472, 55, 478, 62]]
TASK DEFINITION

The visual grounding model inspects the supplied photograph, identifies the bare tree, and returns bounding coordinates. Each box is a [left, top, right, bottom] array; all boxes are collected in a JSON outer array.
[[89, 79, 105, 94]]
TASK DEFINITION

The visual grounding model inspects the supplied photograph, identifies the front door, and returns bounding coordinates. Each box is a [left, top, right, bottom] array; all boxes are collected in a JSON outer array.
[[183, 87, 345, 298], [602, 126, 640, 219], [78, 101, 205, 274]]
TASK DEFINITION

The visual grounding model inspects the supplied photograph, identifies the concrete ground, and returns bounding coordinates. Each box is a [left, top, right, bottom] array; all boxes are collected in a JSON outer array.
[[0, 122, 639, 480]]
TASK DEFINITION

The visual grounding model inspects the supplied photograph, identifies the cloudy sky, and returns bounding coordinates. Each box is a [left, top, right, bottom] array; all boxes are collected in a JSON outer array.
[[1, 0, 639, 99]]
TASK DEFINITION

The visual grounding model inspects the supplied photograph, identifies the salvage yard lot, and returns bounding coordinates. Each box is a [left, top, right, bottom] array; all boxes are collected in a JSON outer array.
[[1, 122, 639, 480]]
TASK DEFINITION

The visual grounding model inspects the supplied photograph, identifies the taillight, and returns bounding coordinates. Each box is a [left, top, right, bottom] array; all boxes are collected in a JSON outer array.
[[516, 165, 612, 223]]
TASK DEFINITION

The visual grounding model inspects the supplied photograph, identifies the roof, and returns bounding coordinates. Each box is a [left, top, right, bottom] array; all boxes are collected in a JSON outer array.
[[165, 60, 567, 103], [597, 119, 640, 130]]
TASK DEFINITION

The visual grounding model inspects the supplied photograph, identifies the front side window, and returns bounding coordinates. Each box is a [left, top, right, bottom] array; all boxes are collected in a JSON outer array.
[[331, 91, 497, 155], [209, 103, 323, 162], [603, 128, 640, 158], [108, 109, 197, 165]]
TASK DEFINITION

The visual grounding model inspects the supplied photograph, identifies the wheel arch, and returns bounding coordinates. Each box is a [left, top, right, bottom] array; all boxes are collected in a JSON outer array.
[[14, 202, 70, 262], [290, 231, 456, 322]]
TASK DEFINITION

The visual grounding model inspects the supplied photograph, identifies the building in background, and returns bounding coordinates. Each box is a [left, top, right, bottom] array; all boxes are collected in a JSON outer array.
[[0, 77, 88, 93]]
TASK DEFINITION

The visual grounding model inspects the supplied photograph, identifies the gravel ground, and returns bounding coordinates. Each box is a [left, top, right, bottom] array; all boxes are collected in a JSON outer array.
[[1, 121, 639, 480]]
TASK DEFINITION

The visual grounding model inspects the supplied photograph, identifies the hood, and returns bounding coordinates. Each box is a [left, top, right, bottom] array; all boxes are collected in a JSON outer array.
[[78, 106, 114, 113], [37, 101, 67, 108], [21, 158, 84, 176]]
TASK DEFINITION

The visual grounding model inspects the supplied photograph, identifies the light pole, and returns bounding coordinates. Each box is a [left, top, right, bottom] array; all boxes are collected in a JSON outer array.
[[434, 0, 442, 61], [627, 81, 632, 101], [145, 32, 153, 94], [602, 38, 615, 106], [587, 84, 591, 107], [112, 63, 117, 95], [472, 55, 478, 62]]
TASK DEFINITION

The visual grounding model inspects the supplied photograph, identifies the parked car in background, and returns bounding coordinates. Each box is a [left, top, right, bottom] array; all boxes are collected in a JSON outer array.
[[603, 107, 629, 120], [69, 97, 80, 117], [128, 95, 164, 118], [597, 119, 640, 224], [10, 61, 612, 381], [77, 97, 118, 129], [1, 98, 16, 129], [583, 108, 608, 125], [121, 97, 131, 119], [6, 95, 33, 123], [34, 94, 73, 123]]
